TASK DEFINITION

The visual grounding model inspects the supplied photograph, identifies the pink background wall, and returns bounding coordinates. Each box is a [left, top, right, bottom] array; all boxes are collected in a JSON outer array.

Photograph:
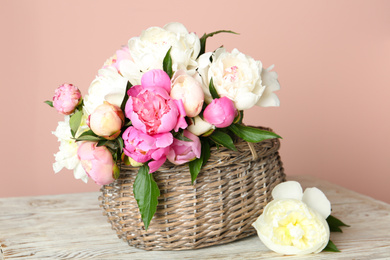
[[1, 0, 389, 203]]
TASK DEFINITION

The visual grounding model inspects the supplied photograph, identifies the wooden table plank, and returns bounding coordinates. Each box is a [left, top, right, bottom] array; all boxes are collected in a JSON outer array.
[[1, 175, 389, 259]]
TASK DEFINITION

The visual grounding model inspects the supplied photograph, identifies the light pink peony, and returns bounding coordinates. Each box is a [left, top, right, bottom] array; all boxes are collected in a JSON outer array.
[[167, 130, 201, 165], [53, 83, 81, 115], [170, 71, 204, 117], [122, 126, 173, 173], [77, 142, 116, 185], [88, 101, 125, 140], [203, 96, 237, 128], [103, 46, 132, 73], [125, 70, 187, 135]]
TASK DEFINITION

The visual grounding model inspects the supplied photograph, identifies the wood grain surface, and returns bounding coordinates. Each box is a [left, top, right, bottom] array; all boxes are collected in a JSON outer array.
[[1, 175, 389, 259]]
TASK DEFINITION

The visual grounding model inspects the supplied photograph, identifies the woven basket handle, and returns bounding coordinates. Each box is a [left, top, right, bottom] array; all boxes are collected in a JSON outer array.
[[247, 142, 259, 161]]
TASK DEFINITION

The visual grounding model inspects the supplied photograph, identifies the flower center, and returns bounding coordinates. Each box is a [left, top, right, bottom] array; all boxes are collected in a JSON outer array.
[[223, 66, 239, 82], [273, 212, 310, 249], [132, 90, 171, 134]]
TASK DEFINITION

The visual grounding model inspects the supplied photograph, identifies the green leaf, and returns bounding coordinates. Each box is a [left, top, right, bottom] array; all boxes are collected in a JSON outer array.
[[116, 136, 124, 152], [209, 78, 219, 99], [120, 81, 133, 111], [189, 157, 203, 185], [189, 139, 210, 184], [174, 131, 193, 142], [123, 119, 132, 128], [113, 164, 120, 180], [327, 215, 350, 232], [163, 47, 173, 78], [78, 129, 98, 138], [97, 140, 109, 147], [69, 110, 83, 138], [322, 240, 340, 252], [233, 110, 244, 124], [44, 100, 53, 107], [228, 124, 282, 143], [133, 165, 160, 231], [75, 135, 103, 142], [201, 140, 210, 167], [199, 30, 239, 57], [210, 129, 237, 151]]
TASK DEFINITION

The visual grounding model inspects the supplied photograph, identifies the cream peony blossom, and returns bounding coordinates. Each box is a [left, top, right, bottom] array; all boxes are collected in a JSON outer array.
[[120, 22, 200, 84], [252, 181, 331, 255], [197, 48, 280, 110], [83, 66, 128, 116], [170, 70, 204, 117], [52, 116, 88, 183]]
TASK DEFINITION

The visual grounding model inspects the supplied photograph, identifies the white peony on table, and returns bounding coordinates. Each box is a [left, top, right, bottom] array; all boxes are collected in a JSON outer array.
[[1, 175, 390, 259]]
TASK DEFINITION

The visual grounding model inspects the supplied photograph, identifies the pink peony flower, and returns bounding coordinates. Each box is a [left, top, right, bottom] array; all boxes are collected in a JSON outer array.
[[77, 141, 116, 185], [53, 83, 81, 115], [125, 70, 187, 135], [203, 96, 237, 128], [167, 130, 201, 165], [122, 126, 173, 173], [88, 101, 125, 140], [170, 70, 204, 117]]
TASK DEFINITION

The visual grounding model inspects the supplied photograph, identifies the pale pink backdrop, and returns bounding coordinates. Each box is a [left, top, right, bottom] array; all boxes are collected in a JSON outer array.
[[1, 0, 389, 203]]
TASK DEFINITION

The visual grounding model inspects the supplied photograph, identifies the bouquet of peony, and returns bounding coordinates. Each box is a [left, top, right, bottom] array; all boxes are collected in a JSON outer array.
[[46, 22, 281, 230]]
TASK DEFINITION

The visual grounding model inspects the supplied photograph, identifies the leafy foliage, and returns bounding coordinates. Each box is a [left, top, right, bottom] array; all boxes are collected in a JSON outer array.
[[44, 100, 53, 107], [69, 109, 83, 138], [323, 240, 340, 252], [327, 215, 350, 232], [228, 124, 281, 143], [163, 47, 173, 78], [133, 165, 160, 231]]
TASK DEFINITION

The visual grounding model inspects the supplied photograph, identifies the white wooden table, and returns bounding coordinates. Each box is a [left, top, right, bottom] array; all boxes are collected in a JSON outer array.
[[1, 176, 390, 259]]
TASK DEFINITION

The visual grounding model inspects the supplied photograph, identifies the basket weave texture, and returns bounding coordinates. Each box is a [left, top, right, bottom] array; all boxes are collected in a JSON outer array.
[[99, 128, 285, 251]]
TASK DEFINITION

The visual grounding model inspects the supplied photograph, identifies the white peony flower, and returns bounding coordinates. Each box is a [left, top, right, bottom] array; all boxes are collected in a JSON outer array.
[[83, 66, 128, 115], [52, 116, 88, 183], [120, 22, 200, 84], [252, 181, 331, 255], [197, 47, 280, 110]]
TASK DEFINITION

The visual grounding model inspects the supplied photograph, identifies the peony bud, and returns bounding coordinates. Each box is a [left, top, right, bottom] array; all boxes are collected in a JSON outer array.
[[203, 96, 237, 128], [187, 116, 214, 136], [53, 83, 82, 115], [121, 154, 144, 167], [89, 101, 125, 140], [77, 142, 116, 185], [170, 71, 204, 117], [167, 130, 201, 165]]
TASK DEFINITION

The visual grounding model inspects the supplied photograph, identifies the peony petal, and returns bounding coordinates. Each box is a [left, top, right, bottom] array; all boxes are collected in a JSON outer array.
[[141, 69, 171, 94], [271, 181, 303, 201], [73, 163, 88, 183], [256, 67, 280, 107], [163, 22, 189, 34], [233, 91, 260, 110], [155, 132, 174, 148], [119, 59, 142, 86], [256, 92, 280, 107], [172, 99, 188, 132], [302, 187, 331, 219], [148, 156, 166, 173]]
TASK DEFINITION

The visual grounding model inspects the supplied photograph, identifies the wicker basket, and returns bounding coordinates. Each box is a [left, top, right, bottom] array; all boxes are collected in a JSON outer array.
[[99, 128, 285, 250]]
